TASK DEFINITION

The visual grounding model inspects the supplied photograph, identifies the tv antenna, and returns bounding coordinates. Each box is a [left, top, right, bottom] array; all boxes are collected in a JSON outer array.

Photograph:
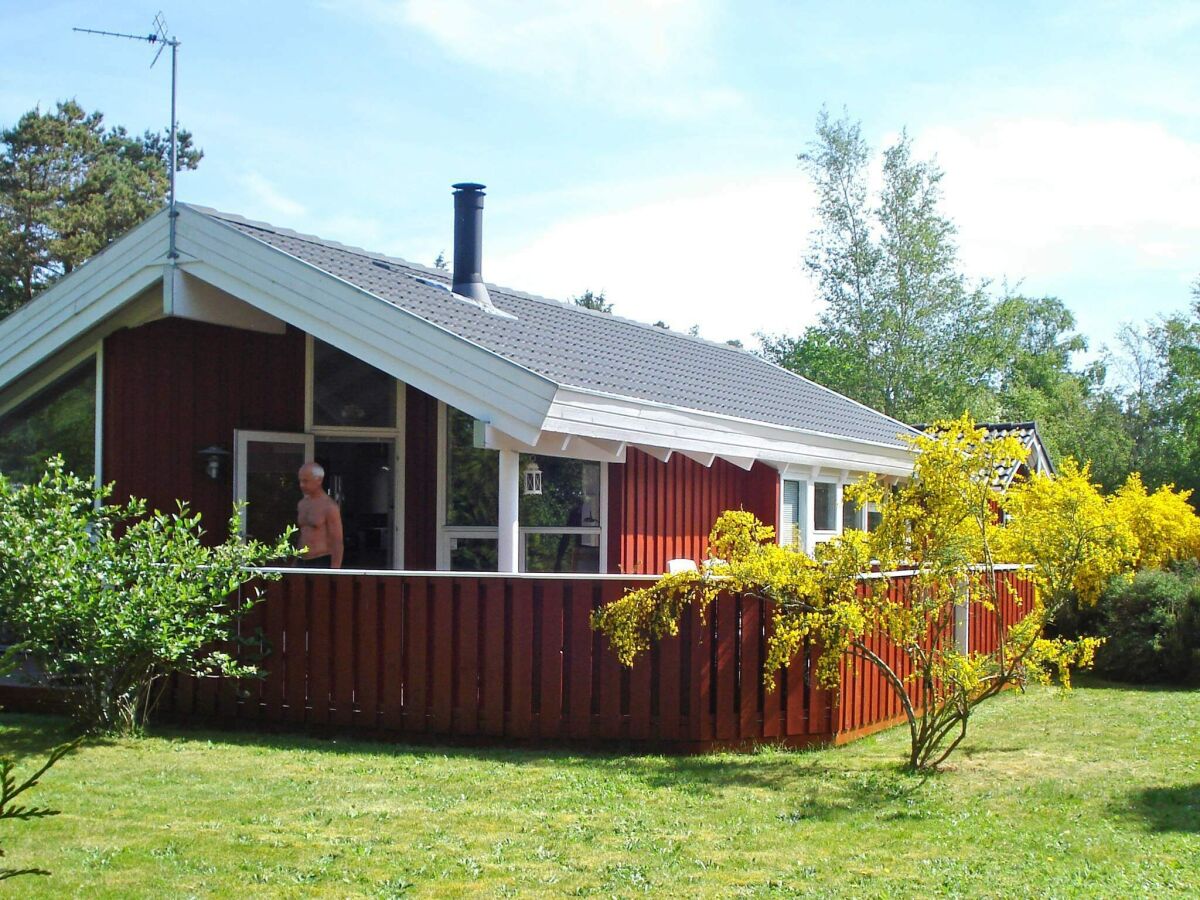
[[74, 12, 182, 259]]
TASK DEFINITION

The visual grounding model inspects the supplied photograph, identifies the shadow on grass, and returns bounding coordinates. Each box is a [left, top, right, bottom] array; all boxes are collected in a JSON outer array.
[[1, 709, 935, 813], [1069, 673, 1199, 694], [0, 712, 102, 759], [1116, 783, 1200, 833]]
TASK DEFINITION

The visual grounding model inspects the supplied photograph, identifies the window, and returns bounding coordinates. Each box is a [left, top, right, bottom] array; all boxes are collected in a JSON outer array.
[[842, 497, 863, 531], [520, 455, 601, 573], [312, 339, 396, 428], [780, 479, 803, 549], [441, 406, 605, 573], [445, 407, 497, 527], [866, 502, 883, 532], [813, 482, 836, 532], [0, 359, 96, 485]]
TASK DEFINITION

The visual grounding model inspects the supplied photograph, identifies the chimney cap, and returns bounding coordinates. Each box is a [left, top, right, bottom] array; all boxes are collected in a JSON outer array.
[[452, 182, 487, 192]]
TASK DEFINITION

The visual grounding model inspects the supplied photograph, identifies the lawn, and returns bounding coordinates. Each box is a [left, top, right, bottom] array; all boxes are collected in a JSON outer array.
[[1, 678, 1197, 898]]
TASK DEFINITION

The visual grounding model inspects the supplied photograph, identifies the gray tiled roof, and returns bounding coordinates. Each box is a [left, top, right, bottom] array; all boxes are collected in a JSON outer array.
[[199, 207, 916, 449]]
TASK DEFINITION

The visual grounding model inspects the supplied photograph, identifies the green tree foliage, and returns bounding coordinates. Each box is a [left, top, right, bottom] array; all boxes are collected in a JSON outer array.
[[0, 740, 78, 881], [572, 289, 612, 313], [0, 100, 202, 315], [595, 417, 1110, 771], [761, 110, 1188, 501], [762, 112, 992, 422], [0, 459, 293, 734], [1094, 566, 1200, 684]]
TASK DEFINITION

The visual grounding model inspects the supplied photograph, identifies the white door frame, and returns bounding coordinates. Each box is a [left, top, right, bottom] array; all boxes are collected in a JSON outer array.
[[233, 429, 316, 538]]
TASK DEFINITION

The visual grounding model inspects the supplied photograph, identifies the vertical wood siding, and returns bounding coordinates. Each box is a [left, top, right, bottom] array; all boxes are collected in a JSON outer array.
[[147, 568, 1037, 751], [103, 319, 305, 536], [610, 449, 780, 574]]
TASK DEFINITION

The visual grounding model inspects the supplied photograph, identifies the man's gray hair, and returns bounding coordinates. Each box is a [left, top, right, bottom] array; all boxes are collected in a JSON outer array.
[[304, 462, 325, 479]]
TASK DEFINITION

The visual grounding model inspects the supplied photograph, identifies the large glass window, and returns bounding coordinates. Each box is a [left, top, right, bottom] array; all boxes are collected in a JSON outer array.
[[519, 456, 601, 528], [442, 407, 603, 573], [813, 482, 836, 532], [312, 339, 396, 428], [780, 479, 802, 549], [449, 537, 498, 572], [842, 497, 862, 531], [0, 360, 96, 485], [520, 455, 601, 573], [446, 407, 497, 526]]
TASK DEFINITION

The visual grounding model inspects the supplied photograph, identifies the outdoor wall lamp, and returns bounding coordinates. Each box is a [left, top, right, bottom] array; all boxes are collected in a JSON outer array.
[[522, 460, 543, 496], [198, 445, 231, 481]]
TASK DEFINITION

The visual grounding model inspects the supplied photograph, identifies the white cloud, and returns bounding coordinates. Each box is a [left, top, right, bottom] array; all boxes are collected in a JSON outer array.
[[237, 172, 307, 220], [337, 0, 739, 118], [913, 118, 1200, 281], [487, 175, 819, 347]]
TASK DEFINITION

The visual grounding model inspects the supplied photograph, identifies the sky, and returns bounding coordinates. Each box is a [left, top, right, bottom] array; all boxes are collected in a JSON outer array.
[[2, 1, 1198, 356]]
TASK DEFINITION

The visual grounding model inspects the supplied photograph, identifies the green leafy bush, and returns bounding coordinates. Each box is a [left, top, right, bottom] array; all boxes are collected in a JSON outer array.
[[0, 458, 294, 733], [1095, 566, 1200, 684]]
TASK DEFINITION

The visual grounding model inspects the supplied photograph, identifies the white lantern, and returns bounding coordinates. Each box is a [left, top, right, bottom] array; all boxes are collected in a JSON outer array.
[[522, 460, 543, 496]]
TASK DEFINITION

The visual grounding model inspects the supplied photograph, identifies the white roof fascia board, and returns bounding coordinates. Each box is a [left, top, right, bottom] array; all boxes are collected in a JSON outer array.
[[0, 213, 169, 390], [0, 288, 165, 415], [176, 209, 556, 444], [544, 388, 915, 476], [554, 384, 917, 454], [677, 450, 717, 468], [483, 425, 628, 463]]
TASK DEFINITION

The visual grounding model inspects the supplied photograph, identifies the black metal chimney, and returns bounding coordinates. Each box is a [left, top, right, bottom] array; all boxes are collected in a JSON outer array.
[[451, 182, 490, 304]]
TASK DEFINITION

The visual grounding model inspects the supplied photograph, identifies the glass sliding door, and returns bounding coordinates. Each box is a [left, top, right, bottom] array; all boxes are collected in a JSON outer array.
[[234, 430, 314, 546]]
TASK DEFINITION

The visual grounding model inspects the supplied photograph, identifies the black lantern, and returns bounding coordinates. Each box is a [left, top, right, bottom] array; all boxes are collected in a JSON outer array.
[[198, 445, 231, 480]]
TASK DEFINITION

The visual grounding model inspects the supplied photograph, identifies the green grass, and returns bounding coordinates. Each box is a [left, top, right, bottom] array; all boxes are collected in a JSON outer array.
[[1, 678, 1197, 898]]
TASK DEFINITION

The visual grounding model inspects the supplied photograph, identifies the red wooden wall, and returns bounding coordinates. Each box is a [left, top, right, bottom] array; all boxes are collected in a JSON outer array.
[[608, 449, 780, 574], [101, 320, 781, 572], [103, 318, 305, 536]]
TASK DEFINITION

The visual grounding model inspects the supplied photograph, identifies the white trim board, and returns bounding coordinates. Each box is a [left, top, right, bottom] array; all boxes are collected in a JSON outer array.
[[544, 388, 916, 476]]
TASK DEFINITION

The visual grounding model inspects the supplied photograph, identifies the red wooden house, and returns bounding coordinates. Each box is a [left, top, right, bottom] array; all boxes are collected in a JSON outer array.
[[0, 184, 917, 574], [0, 185, 974, 749]]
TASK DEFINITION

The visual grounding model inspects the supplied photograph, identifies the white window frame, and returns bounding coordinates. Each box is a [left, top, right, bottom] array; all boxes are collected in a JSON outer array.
[[779, 477, 805, 551], [811, 478, 840, 543], [436, 401, 608, 573], [304, 334, 406, 567], [233, 429, 316, 538]]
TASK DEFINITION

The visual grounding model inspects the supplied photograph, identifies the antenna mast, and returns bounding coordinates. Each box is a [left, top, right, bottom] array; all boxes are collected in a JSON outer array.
[[74, 12, 182, 259]]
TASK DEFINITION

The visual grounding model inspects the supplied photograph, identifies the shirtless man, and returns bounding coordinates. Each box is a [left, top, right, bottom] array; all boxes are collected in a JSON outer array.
[[296, 462, 344, 569]]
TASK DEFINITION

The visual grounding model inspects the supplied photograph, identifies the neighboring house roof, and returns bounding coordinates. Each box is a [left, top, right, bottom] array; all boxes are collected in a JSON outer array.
[[979, 422, 1054, 486], [913, 420, 1054, 489], [0, 203, 920, 475]]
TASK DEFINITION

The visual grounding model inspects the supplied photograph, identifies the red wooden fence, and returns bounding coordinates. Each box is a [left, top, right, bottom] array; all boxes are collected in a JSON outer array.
[[150, 566, 1033, 750], [832, 566, 1036, 742]]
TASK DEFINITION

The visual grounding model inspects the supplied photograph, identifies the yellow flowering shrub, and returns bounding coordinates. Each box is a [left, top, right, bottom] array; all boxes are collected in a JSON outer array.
[[1109, 473, 1200, 570], [593, 415, 1142, 770], [996, 459, 1136, 610]]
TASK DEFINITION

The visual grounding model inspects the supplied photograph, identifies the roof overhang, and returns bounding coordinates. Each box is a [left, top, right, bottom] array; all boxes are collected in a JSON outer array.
[[532, 386, 915, 476], [0, 205, 916, 478]]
